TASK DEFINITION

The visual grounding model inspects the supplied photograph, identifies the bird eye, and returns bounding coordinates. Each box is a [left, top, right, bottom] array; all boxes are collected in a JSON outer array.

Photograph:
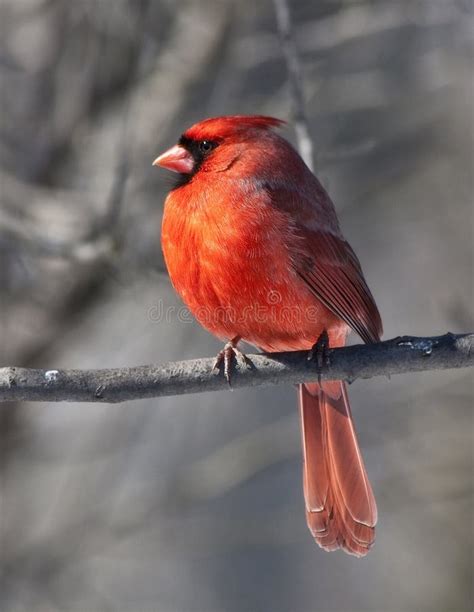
[[199, 140, 214, 154]]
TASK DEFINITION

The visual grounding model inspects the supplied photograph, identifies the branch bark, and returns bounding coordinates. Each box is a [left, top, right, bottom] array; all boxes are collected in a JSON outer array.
[[1, 333, 472, 404]]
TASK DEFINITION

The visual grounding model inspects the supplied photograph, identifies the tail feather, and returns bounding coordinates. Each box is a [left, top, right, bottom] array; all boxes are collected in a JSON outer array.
[[299, 381, 377, 557]]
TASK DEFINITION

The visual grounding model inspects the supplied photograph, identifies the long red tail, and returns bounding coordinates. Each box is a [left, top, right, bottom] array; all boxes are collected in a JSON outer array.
[[298, 381, 377, 557]]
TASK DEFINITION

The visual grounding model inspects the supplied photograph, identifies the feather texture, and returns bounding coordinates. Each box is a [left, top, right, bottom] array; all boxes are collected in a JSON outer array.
[[293, 228, 382, 344], [300, 382, 377, 556]]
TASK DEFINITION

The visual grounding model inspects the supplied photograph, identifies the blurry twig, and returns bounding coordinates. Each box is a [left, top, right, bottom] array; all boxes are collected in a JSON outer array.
[[0, 1, 153, 264], [273, 0, 314, 171], [85, 0, 153, 247], [0, 333, 472, 403], [0, 202, 116, 263]]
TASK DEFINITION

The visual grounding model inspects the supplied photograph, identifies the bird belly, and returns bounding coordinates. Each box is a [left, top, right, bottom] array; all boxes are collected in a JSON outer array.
[[162, 213, 346, 352]]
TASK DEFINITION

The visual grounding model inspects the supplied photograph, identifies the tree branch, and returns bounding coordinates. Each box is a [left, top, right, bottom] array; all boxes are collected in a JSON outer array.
[[273, 0, 314, 171], [1, 333, 472, 404]]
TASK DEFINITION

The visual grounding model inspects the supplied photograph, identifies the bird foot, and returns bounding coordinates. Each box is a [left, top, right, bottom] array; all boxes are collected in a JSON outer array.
[[213, 340, 249, 388], [307, 330, 331, 383]]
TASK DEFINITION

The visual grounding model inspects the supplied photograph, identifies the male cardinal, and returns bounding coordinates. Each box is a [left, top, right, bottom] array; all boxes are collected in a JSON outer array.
[[153, 116, 382, 557]]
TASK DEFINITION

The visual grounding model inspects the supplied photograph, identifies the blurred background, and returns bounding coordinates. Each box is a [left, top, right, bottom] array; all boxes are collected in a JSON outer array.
[[0, 0, 472, 610]]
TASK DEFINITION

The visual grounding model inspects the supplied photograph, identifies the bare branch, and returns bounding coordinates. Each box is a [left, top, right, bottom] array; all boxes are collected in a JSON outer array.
[[273, 0, 314, 170], [1, 333, 472, 404], [0, 2, 152, 265]]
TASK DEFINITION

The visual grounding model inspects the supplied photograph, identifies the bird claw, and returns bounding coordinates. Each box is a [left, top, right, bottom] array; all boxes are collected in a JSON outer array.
[[213, 341, 248, 388], [307, 330, 331, 384]]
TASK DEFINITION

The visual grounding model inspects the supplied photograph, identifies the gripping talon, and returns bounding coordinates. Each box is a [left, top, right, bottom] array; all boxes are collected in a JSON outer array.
[[213, 338, 247, 387], [308, 330, 331, 383]]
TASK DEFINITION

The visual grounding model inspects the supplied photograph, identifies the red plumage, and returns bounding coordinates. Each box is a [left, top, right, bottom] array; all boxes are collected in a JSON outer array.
[[154, 115, 382, 557]]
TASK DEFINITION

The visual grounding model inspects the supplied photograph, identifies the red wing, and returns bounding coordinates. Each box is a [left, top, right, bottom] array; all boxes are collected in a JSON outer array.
[[293, 227, 382, 344]]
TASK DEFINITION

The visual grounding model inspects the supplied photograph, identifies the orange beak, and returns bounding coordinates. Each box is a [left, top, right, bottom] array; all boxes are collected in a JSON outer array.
[[152, 144, 194, 174]]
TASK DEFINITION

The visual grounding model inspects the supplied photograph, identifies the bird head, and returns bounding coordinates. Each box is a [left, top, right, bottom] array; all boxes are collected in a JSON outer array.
[[153, 115, 285, 187]]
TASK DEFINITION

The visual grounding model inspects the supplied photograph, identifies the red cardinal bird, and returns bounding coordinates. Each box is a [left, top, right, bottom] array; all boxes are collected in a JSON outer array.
[[153, 116, 382, 557]]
